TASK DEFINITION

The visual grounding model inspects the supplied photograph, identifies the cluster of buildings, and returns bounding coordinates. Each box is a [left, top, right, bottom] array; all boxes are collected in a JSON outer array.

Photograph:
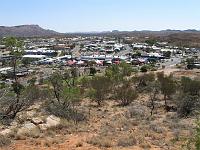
[[1, 35, 199, 81]]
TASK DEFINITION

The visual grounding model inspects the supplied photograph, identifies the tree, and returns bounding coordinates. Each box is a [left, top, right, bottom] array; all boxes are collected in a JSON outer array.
[[140, 65, 148, 72], [89, 76, 112, 106], [47, 71, 84, 123], [176, 77, 200, 117], [0, 37, 28, 123], [147, 81, 160, 116], [105, 63, 133, 85], [180, 77, 200, 96], [176, 93, 198, 117], [105, 64, 122, 83], [119, 61, 133, 77], [186, 58, 195, 65], [163, 51, 171, 59], [4, 37, 24, 102], [133, 73, 155, 92], [63, 68, 79, 88], [70, 67, 79, 86], [145, 39, 157, 46], [115, 82, 138, 106], [49, 72, 63, 104], [157, 72, 176, 110], [0, 80, 41, 124], [90, 67, 97, 76]]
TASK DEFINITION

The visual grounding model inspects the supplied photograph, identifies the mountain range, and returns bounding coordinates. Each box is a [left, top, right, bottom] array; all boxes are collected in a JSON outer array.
[[0, 25, 61, 37], [0, 25, 200, 47]]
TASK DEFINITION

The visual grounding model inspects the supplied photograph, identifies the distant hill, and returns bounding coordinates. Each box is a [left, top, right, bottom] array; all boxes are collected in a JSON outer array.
[[69, 29, 200, 38], [1, 25, 200, 47], [72, 29, 200, 47], [0, 25, 62, 37]]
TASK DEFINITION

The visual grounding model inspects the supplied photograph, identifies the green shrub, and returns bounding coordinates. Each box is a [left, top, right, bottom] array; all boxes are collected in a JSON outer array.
[[140, 65, 148, 72]]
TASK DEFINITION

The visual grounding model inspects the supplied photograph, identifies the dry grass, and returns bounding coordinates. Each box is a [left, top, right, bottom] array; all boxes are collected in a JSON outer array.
[[117, 134, 137, 147], [87, 135, 113, 148], [3, 93, 196, 150]]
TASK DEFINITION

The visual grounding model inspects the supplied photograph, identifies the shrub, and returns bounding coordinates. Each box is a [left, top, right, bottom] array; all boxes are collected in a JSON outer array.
[[176, 93, 199, 117], [119, 61, 133, 77], [89, 67, 97, 76], [183, 121, 200, 150], [47, 72, 84, 123], [180, 77, 200, 96], [79, 76, 91, 88], [105, 63, 133, 84], [140, 65, 148, 72], [46, 102, 86, 123], [115, 83, 138, 106], [87, 136, 112, 148], [89, 76, 112, 106], [194, 121, 200, 150], [157, 72, 176, 109], [133, 72, 155, 92], [149, 122, 164, 133], [125, 104, 149, 120], [117, 135, 137, 147], [176, 77, 200, 117], [0, 135, 11, 147]]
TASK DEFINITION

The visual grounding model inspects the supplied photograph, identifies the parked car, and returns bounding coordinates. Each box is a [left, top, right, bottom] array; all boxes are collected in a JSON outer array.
[[187, 63, 200, 69]]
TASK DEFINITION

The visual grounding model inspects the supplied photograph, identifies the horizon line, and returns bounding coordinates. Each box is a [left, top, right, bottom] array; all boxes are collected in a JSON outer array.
[[1, 24, 200, 33]]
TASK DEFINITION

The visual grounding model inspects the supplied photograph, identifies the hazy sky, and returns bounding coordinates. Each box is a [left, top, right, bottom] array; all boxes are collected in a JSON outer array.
[[1, 0, 200, 32]]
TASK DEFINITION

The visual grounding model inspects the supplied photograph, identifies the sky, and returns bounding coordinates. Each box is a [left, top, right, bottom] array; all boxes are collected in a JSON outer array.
[[1, 0, 200, 32]]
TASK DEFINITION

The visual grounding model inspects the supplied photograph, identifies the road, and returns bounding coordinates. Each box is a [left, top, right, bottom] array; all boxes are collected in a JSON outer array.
[[72, 45, 81, 58], [161, 56, 182, 69], [115, 44, 132, 56]]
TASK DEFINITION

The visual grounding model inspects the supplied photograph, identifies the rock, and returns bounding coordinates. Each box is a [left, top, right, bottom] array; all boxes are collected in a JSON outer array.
[[38, 124, 48, 131], [39, 115, 60, 131], [26, 110, 36, 118], [17, 122, 40, 138], [0, 129, 12, 136], [27, 103, 41, 110], [46, 115, 60, 127], [10, 121, 18, 128], [31, 117, 44, 125]]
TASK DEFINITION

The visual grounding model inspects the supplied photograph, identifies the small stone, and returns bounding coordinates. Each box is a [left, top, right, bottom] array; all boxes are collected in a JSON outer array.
[[31, 117, 43, 125]]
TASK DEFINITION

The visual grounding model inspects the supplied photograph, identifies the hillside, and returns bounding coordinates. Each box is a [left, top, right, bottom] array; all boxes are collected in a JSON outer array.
[[0, 25, 61, 37]]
